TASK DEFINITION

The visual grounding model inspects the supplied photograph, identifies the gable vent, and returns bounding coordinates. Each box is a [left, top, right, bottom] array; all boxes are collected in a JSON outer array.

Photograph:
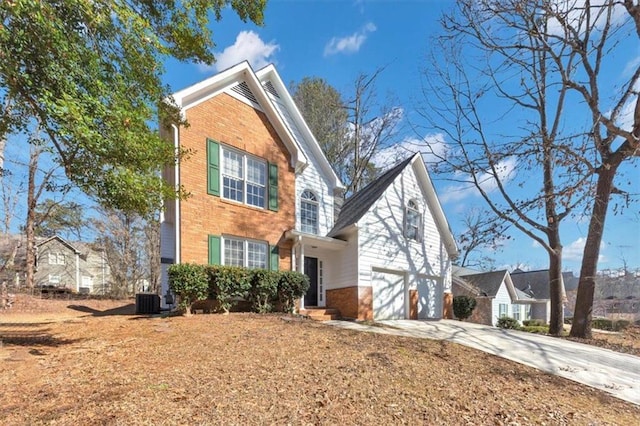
[[263, 80, 280, 98], [230, 81, 259, 105]]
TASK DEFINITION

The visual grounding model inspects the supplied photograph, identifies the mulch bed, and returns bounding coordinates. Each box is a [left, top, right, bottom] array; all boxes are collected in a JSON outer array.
[[1, 295, 639, 425]]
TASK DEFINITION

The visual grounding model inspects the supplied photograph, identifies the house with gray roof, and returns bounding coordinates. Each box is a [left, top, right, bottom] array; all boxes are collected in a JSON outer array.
[[453, 268, 548, 326]]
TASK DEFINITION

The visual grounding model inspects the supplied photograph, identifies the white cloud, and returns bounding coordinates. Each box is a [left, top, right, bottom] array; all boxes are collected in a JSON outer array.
[[563, 237, 606, 262], [372, 133, 449, 168], [545, 0, 628, 36], [198, 31, 279, 74], [439, 157, 518, 204], [324, 22, 376, 57]]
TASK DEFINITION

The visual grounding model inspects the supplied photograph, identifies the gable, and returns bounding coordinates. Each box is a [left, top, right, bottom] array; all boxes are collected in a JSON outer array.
[[170, 61, 307, 171], [329, 154, 457, 258]]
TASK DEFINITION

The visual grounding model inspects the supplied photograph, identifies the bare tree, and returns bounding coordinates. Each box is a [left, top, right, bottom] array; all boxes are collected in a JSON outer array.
[[93, 208, 158, 297], [456, 208, 509, 270], [418, 0, 636, 335], [292, 70, 402, 195], [344, 69, 403, 194]]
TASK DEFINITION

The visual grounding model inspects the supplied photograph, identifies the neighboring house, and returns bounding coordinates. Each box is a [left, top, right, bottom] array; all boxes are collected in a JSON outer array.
[[35, 236, 111, 294], [509, 269, 578, 323], [159, 61, 458, 320], [0, 234, 25, 287], [452, 268, 539, 326]]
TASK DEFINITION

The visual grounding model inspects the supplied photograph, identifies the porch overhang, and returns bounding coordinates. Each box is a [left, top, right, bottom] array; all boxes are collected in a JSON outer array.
[[285, 230, 348, 251]]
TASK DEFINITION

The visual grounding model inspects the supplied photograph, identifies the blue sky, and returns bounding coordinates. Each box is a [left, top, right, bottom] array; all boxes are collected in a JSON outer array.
[[162, 0, 639, 273], [3, 0, 637, 273]]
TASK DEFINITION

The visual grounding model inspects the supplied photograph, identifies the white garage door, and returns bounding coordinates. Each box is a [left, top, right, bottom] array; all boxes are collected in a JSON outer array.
[[372, 270, 405, 320]]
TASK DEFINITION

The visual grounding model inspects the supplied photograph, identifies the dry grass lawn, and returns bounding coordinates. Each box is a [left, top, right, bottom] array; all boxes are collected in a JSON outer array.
[[1, 295, 639, 425]]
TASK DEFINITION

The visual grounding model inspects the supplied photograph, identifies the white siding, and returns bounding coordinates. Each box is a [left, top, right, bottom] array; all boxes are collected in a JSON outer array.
[[358, 164, 451, 287], [324, 237, 358, 291], [266, 93, 335, 235], [492, 282, 513, 326], [415, 275, 443, 319], [160, 222, 175, 259]]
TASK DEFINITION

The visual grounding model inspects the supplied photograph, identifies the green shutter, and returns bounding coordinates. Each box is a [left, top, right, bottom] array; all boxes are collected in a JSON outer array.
[[268, 162, 278, 211], [269, 245, 279, 271], [208, 235, 221, 265], [207, 139, 220, 196]]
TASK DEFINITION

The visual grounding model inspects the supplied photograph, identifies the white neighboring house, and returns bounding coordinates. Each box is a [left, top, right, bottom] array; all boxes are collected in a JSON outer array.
[[453, 268, 548, 326], [159, 61, 458, 320]]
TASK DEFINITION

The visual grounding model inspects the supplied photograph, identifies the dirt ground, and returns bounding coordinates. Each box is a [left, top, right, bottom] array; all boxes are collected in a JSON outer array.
[[1, 295, 640, 425]]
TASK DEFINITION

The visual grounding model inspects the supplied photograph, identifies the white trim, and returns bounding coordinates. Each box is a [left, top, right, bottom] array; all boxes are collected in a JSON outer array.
[[169, 61, 307, 170]]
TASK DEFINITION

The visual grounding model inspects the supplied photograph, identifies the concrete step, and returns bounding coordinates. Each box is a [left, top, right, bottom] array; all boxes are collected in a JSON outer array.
[[300, 307, 341, 321]]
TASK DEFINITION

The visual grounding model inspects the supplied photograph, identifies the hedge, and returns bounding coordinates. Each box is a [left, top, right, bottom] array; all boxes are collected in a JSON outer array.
[[453, 295, 477, 320], [169, 264, 309, 315]]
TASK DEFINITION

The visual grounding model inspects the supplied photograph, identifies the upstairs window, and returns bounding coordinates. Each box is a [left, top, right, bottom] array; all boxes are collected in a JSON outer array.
[[300, 190, 319, 234], [48, 253, 66, 265], [404, 200, 422, 241], [221, 147, 266, 208]]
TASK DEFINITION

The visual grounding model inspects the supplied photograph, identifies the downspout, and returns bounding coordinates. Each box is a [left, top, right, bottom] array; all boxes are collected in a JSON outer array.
[[172, 124, 181, 266], [75, 252, 80, 292]]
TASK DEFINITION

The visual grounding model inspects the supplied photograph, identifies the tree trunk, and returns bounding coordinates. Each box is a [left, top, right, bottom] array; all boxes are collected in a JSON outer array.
[[25, 148, 38, 289], [547, 239, 565, 336], [570, 165, 618, 338]]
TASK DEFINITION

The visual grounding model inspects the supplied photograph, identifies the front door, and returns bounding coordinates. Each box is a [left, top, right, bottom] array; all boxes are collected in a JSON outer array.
[[304, 257, 318, 307]]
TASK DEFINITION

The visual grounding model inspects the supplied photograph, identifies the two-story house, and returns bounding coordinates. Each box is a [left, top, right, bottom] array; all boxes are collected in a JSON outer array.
[[160, 61, 458, 320]]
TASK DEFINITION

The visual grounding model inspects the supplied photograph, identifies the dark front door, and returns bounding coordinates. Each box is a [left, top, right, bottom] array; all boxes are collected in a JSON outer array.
[[304, 257, 318, 307]]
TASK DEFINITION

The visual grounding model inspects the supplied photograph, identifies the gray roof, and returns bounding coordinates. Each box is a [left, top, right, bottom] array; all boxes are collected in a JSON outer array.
[[510, 269, 578, 299], [328, 155, 414, 237], [458, 270, 509, 298]]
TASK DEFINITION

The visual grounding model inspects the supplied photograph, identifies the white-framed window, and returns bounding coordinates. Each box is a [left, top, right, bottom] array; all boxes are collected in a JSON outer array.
[[512, 304, 521, 321], [48, 274, 61, 285], [404, 200, 422, 241], [48, 252, 66, 265], [223, 237, 267, 269], [300, 190, 319, 234], [221, 147, 266, 208], [498, 303, 508, 318]]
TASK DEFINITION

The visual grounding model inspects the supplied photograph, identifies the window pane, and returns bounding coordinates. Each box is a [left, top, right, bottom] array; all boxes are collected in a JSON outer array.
[[301, 199, 318, 234], [48, 253, 56, 264], [224, 238, 244, 267], [247, 183, 265, 208], [223, 176, 244, 202], [406, 207, 420, 240], [58, 254, 65, 265], [246, 158, 265, 185], [247, 242, 267, 269], [223, 150, 243, 178]]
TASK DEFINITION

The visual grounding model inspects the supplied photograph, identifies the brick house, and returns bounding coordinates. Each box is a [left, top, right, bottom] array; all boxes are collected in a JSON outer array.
[[160, 62, 458, 320]]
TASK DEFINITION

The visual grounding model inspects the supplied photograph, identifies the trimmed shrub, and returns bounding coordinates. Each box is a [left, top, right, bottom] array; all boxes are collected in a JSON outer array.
[[523, 319, 545, 327], [278, 271, 310, 314], [207, 266, 251, 314], [497, 316, 521, 330], [591, 318, 613, 331], [168, 263, 208, 315], [453, 295, 477, 321], [247, 269, 279, 313], [521, 325, 549, 334]]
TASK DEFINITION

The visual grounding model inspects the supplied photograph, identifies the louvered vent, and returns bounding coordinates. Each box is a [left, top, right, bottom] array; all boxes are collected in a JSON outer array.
[[263, 80, 280, 98], [230, 81, 259, 104]]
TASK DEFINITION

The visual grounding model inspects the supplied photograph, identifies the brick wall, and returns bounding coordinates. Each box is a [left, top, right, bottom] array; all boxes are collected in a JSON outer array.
[[409, 289, 418, 320], [178, 93, 295, 269], [326, 286, 373, 320]]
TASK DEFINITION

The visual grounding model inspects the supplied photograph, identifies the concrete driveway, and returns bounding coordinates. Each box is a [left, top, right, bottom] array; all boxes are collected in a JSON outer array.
[[325, 319, 640, 405]]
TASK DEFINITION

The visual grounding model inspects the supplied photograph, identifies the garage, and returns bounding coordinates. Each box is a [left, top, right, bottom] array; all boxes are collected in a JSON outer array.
[[372, 270, 406, 320]]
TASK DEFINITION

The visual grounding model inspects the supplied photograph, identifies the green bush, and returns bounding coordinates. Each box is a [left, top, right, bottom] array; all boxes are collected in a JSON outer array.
[[247, 269, 279, 313], [168, 263, 208, 315], [521, 325, 549, 334], [523, 319, 545, 327], [591, 318, 613, 331], [278, 271, 310, 314], [453, 295, 477, 321], [497, 316, 521, 330], [207, 266, 251, 314]]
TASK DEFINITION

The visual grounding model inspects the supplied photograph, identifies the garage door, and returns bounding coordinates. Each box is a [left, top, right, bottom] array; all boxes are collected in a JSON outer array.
[[372, 271, 405, 320]]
